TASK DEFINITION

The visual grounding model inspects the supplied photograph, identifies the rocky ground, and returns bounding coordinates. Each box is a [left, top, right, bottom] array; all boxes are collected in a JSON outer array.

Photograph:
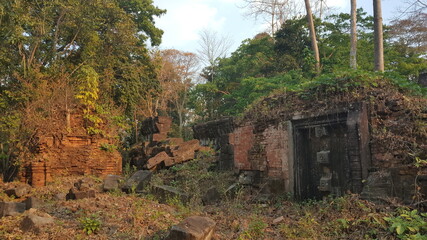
[[0, 156, 424, 239]]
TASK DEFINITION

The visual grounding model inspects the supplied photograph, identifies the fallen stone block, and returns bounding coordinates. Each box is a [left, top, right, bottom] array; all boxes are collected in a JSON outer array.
[[145, 145, 168, 159], [146, 152, 171, 169], [122, 170, 152, 193], [361, 171, 393, 202], [25, 197, 42, 210], [0, 201, 26, 217], [73, 178, 94, 191], [54, 193, 67, 201], [238, 171, 257, 185], [165, 216, 216, 240], [21, 209, 54, 233], [167, 138, 184, 146], [170, 139, 200, 164], [5, 184, 32, 198], [164, 157, 177, 167], [202, 187, 221, 205], [272, 216, 284, 225], [152, 116, 172, 142], [103, 175, 123, 192], [152, 184, 189, 204], [66, 188, 96, 200]]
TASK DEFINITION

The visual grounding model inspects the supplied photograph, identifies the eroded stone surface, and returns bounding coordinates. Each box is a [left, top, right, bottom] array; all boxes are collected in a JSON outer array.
[[170, 140, 200, 164], [152, 185, 189, 204], [5, 184, 32, 198], [25, 197, 42, 210], [202, 187, 221, 206], [0, 201, 26, 217], [165, 216, 216, 240], [103, 175, 123, 192], [146, 152, 171, 169], [66, 187, 96, 200], [21, 209, 54, 233], [54, 193, 67, 201], [360, 170, 393, 202], [122, 170, 152, 193], [20, 133, 122, 187]]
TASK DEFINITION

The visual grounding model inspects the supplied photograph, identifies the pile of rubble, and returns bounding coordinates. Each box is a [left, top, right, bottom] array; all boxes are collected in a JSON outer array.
[[130, 116, 211, 171], [0, 182, 54, 233], [1, 179, 217, 240]]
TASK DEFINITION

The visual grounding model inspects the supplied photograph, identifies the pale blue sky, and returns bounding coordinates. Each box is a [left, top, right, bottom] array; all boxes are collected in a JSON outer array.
[[152, 0, 409, 54]]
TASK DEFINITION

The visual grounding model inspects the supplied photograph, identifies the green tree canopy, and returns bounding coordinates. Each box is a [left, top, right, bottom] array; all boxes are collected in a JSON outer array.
[[0, 0, 165, 178]]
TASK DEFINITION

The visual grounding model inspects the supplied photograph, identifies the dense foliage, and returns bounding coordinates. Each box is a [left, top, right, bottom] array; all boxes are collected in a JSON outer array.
[[190, 9, 427, 121], [0, 0, 165, 179]]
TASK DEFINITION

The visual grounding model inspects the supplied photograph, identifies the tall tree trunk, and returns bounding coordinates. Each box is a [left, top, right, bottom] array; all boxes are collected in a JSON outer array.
[[350, 0, 357, 69], [178, 110, 183, 138], [304, 0, 321, 74], [134, 111, 138, 143], [373, 0, 384, 72]]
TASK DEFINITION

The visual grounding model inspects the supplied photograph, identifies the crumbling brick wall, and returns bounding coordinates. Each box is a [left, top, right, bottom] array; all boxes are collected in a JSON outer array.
[[226, 82, 426, 201], [229, 125, 254, 170], [262, 123, 289, 180], [20, 134, 122, 187]]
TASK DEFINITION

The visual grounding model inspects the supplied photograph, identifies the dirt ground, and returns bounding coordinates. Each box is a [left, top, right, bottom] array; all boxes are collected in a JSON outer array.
[[0, 158, 421, 239]]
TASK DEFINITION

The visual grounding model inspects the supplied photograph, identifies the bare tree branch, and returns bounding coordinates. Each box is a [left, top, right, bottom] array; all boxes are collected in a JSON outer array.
[[197, 29, 233, 82], [197, 29, 233, 67], [395, 0, 427, 19], [239, 0, 333, 35]]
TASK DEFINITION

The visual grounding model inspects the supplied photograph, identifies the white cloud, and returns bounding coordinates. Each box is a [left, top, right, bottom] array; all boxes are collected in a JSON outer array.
[[154, 0, 227, 50], [327, 0, 348, 8], [216, 0, 241, 3]]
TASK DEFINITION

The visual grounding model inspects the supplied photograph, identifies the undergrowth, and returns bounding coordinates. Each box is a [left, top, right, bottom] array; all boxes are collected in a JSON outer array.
[[384, 208, 427, 239], [79, 214, 102, 235], [149, 153, 235, 208]]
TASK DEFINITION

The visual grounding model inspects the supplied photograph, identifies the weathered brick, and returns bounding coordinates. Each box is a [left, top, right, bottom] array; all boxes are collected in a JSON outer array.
[[231, 125, 255, 171], [263, 124, 289, 180]]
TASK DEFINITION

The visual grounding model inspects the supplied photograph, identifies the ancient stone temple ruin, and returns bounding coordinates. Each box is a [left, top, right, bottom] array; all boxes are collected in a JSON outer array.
[[19, 112, 122, 187], [194, 85, 427, 203]]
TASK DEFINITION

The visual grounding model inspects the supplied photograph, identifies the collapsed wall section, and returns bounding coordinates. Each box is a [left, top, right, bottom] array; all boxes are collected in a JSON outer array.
[[18, 108, 123, 187], [193, 118, 235, 170], [20, 135, 122, 187]]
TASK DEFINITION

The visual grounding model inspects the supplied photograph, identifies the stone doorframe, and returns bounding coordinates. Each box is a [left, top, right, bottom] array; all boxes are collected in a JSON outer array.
[[286, 102, 371, 199]]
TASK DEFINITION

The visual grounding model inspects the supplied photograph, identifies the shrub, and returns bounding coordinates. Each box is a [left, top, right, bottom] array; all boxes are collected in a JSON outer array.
[[384, 208, 427, 239], [80, 214, 102, 235]]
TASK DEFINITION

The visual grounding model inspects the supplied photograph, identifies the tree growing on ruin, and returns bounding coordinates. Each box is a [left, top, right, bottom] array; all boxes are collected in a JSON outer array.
[[156, 49, 199, 137], [350, 0, 358, 69], [304, 0, 321, 74], [373, 0, 384, 72], [0, 0, 165, 177]]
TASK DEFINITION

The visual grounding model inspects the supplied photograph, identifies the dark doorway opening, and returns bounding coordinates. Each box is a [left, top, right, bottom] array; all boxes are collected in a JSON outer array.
[[292, 106, 370, 200]]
